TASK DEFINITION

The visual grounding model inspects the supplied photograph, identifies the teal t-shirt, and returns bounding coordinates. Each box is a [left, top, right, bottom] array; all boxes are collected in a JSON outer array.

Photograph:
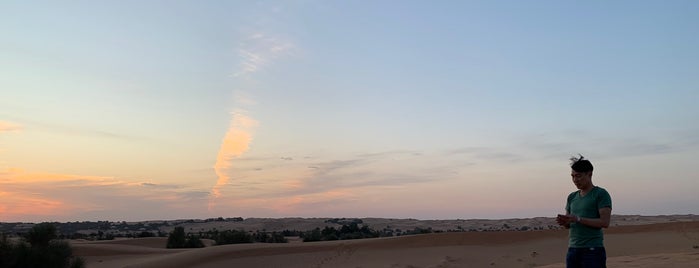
[[565, 186, 612, 248]]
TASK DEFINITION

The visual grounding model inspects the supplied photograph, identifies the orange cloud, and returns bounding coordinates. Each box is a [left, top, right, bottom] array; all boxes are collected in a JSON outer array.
[[1, 167, 112, 184], [209, 112, 258, 210], [0, 169, 102, 221], [0, 168, 210, 222], [0, 191, 66, 219], [269, 190, 356, 213], [0, 121, 22, 132]]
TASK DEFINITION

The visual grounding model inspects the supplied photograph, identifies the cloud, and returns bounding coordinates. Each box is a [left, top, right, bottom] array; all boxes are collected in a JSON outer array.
[[356, 150, 422, 158], [209, 111, 258, 210], [512, 129, 699, 161], [0, 121, 22, 132], [207, 151, 455, 216], [234, 33, 294, 77], [0, 168, 211, 222], [140, 182, 181, 189], [448, 147, 523, 162], [0, 117, 149, 141]]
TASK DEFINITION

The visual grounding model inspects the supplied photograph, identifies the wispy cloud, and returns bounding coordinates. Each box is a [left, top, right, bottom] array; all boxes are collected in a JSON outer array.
[[234, 33, 295, 77], [511, 129, 699, 161], [0, 121, 22, 132], [208, 151, 454, 216], [0, 116, 149, 142], [211, 12, 295, 210], [209, 111, 258, 210], [0, 168, 210, 222], [448, 146, 523, 163]]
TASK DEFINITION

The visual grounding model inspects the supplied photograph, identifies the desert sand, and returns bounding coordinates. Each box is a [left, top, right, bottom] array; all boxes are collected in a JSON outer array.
[[71, 218, 699, 268]]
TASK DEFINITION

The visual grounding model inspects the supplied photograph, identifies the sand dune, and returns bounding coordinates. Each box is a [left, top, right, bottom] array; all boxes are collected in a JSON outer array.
[[157, 214, 699, 234], [74, 221, 699, 268]]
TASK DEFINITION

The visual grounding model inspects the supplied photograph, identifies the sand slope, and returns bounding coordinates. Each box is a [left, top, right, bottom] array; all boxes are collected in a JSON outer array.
[[74, 221, 699, 268]]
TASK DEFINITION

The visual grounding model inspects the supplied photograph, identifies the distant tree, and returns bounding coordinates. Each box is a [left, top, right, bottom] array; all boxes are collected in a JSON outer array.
[[27, 223, 58, 247], [301, 224, 378, 242], [166, 227, 187, 248], [302, 228, 322, 242], [216, 230, 253, 245], [184, 235, 205, 248], [0, 223, 85, 268], [268, 232, 288, 243], [252, 231, 288, 243], [137, 231, 155, 238], [104, 233, 115, 240], [167, 227, 206, 248]]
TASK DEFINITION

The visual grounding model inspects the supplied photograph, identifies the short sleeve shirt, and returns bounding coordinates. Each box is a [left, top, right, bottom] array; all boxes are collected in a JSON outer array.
[[565, 186, 612, 248]]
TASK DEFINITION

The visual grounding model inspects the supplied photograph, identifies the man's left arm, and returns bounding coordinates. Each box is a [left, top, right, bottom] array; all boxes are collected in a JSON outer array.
[[578, 207, 611, 228]]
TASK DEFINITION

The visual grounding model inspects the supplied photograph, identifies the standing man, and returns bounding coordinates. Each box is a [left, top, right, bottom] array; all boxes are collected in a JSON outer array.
[[556, 155, 612, 268]]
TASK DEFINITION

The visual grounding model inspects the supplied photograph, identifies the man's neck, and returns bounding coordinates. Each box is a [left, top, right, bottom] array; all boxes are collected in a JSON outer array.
[[580, 185, 595, 196]]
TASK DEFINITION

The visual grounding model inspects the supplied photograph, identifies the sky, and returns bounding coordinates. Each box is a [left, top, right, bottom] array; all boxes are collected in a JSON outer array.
[[1, 1, 698, 222]]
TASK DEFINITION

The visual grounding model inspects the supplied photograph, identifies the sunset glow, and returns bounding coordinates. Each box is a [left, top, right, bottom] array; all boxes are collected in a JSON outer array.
[[1, 1, 698, 222], [210, 112, 258, 210]]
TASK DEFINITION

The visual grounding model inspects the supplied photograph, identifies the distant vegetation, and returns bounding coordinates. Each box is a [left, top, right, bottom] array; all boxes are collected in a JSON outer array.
[[0, 223, 85, 268], [198, 229, 287, 245], [1, 216, 563, 254], [166, 226, 289, 248], [0, 218, 246, 241], [166, 227, 204, 248], [301, 222, 382, 242]]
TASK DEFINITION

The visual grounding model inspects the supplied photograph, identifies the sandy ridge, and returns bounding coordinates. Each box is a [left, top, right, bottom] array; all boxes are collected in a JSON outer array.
[[74, 220, 699, 268]]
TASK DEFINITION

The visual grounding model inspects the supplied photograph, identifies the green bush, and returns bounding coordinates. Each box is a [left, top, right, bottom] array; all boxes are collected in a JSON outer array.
[[27, 223, 58, 247], [301, 223, 379, 242], [184, 235, 205, 248], [216, 230, 253, 245], [167, 227, 205, 248], [166, 227, 187, 248], [0, 224, 85, 268]]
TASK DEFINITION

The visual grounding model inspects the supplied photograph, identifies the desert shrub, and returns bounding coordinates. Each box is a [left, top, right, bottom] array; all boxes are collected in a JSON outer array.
[[403, 227, 433, 235], [253, 231, 287, 243], [301, 228, 322, 242], [137, 231, 155, 238], [0, 224, 85, 268], [0, 240, 31, 268], [166, 227, 186, 248], [301, 223, 379, 242], [268, 232, 288, 243], [70, 256, 86, 268], [167, 227, 206, 248], [216, 230, 253, 245], [199, 229, 286, 245], [184, 235, 205, 248], [27, 223, 58, 247]]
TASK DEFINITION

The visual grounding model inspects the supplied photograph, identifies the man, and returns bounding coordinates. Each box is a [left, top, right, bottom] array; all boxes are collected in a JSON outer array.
[[556, 155, 612, 268]]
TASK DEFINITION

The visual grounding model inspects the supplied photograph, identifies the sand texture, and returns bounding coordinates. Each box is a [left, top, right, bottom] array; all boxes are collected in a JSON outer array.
[[71, 219, 699, 268]]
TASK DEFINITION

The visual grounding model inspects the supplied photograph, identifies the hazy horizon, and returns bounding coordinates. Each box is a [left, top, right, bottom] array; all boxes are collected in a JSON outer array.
[[1, 1, 698, 222]]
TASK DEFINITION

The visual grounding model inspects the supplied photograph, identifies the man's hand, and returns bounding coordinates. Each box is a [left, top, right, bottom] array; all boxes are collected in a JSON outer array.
[[556, 209, 612, 229], [556, 214, 576, 228]]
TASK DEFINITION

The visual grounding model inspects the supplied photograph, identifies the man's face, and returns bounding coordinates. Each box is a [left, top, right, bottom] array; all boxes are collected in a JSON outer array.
[[571, 170, 592, 189]]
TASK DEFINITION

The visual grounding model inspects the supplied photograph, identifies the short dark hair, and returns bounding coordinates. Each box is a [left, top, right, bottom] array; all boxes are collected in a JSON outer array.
[[570, 154, 593, 173]]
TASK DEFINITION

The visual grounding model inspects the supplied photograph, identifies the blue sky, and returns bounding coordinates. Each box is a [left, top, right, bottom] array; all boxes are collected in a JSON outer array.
[[1, 1, 698, 222]]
